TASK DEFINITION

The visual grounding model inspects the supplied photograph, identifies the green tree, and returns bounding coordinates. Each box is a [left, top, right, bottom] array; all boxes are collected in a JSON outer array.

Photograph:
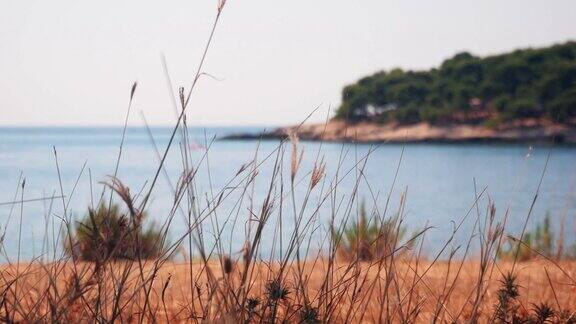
[[336, 41, 576, 124]]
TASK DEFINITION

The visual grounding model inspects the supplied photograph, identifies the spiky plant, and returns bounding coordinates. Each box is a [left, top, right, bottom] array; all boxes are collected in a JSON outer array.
[[300, 304, 320, 324], [332, 201, 406, 261], [246, 297, 260, 312], [265, 279, 290, 303], [66, 203, 166, 261], [531, 303, 555, 323], [493, 272, 521, 323]]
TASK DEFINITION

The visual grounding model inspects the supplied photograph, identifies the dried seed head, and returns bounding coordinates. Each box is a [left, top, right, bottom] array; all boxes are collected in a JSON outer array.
[[218, 0, 227, 12], [235, 162, 250, 176], [222, 255, 233, 275], [289, 131, 303, 183], [102, 177, 139, 223], [310, 158, 326, 189], [490, 204, 496, 222], [130, 82, 137, 101], [179, 87, 185, 106], [489, 222, 504, 244]]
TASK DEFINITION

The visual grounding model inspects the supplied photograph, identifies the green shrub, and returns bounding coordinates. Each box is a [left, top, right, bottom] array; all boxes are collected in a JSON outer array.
[[498, 213, 553, 261], [66, 203, 167, 261], [493, 94, 512, 113], [507, 97, 542, 118], [419, 106, 452, 124], [331, 202, 407, 261], [483, 115, 504, 129], [392, 105, 420, 124], [546, 87, 576, 122]]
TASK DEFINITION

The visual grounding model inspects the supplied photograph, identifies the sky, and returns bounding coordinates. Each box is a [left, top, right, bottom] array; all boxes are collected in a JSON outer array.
[[1, 0, 576, 126]]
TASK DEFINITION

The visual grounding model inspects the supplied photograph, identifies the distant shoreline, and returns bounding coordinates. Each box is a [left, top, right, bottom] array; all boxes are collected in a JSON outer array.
[[221, 119, 576, 144]]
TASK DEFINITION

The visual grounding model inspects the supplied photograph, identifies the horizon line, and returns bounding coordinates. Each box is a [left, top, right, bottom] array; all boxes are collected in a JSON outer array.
[[0, 123, 281, 128]]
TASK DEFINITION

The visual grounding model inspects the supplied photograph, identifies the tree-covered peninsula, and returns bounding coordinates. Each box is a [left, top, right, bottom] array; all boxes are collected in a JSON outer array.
[[224, 42, 576, 143], [336, 42, 576, 125]]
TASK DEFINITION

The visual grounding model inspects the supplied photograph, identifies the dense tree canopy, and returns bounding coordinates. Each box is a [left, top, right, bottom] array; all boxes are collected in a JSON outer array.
[[336, 42, 576, 124]]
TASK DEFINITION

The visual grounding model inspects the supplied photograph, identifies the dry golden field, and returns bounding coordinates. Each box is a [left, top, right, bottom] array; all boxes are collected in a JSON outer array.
[[1, 259, 575, 323]]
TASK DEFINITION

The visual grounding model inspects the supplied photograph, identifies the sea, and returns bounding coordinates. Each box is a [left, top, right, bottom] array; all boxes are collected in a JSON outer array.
[[0, 126, 575, 261]]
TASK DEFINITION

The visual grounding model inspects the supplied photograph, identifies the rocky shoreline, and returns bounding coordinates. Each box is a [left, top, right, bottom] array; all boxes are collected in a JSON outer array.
[[221, 119, 576, 144]]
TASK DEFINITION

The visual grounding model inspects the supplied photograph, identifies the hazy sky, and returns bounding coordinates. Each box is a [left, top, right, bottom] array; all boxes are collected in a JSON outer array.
[[1, 0, 576, 126]]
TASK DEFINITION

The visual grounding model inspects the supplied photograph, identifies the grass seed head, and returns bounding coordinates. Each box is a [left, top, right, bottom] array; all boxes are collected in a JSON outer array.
[[310, 158, 326, 189]]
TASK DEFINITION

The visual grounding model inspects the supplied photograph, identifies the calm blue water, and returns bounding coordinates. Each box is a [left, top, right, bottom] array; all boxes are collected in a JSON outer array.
[[0, 126, 575, 261]]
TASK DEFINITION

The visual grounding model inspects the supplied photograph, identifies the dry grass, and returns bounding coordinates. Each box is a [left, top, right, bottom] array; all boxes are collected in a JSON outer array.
[[1, 259, 575, 323]]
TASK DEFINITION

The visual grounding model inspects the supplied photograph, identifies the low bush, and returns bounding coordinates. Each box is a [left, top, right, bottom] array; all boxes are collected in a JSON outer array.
[[66, 202, 166, 261], [331, 201, 407, 261]]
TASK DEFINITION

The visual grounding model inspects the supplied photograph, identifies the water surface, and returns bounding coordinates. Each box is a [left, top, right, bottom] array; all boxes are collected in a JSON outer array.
[[0, 127, 575, 261]]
